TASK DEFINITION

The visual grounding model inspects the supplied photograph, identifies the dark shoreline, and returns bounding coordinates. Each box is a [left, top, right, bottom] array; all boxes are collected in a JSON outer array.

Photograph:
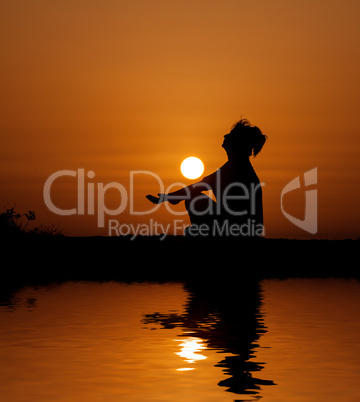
[[2, 235, 359, 287]]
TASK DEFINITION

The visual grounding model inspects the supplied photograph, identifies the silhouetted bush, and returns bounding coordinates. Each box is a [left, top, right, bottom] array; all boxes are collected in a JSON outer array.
[[0, 204, 63, 238]]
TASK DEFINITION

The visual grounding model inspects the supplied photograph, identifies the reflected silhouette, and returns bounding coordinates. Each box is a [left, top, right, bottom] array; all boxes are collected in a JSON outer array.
[[143, 277, 276, 399], [147, 118, 267, 237]]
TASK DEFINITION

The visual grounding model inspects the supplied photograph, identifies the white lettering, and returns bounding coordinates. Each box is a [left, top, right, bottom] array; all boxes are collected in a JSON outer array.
[[43, 169, 77, 215]]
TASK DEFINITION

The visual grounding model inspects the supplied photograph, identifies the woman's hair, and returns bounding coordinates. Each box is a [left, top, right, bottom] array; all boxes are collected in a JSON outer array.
[[230, 118, 267, 157]]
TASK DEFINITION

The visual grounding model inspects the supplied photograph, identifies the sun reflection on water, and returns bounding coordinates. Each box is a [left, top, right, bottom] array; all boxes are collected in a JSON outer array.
[[175, 337, 207, 371]]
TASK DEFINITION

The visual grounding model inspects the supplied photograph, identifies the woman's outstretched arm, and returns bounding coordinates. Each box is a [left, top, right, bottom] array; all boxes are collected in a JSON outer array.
[[146, 180, 211, 205]]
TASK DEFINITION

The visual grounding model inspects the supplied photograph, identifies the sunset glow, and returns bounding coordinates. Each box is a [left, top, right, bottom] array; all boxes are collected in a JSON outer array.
[[1, 0, 359, 238]]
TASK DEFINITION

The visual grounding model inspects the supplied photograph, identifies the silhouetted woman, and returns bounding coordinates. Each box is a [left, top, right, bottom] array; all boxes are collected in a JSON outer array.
[[147, 118, 267, 237]]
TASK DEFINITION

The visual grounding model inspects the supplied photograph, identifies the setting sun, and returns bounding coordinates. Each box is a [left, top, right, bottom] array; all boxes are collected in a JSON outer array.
[[180, 157, 204, 180]]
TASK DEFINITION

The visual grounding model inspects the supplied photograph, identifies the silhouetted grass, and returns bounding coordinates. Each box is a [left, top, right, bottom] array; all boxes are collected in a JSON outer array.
[[0, 204, 63, 238]]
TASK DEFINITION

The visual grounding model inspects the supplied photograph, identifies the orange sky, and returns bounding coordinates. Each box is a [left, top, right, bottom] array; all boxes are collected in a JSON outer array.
[[1, 0, 360, 238]]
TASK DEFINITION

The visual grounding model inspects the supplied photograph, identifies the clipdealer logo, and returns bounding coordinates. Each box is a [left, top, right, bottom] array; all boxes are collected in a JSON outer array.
[[43, 169, 169, 227], [43, 167, 318, 236], [280, 168, 318, 234]]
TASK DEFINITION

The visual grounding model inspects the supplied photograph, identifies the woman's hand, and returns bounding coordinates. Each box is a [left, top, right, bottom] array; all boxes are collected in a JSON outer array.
[[146, 193, 182, 205], [146, 194, 163, 204]]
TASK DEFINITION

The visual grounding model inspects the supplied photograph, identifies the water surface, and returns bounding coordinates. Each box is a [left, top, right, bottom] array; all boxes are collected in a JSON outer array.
[[0, 278, 359, 401]]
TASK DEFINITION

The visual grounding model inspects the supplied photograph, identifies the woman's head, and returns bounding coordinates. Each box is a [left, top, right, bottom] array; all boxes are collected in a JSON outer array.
[[222, 118, 267, 159]]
